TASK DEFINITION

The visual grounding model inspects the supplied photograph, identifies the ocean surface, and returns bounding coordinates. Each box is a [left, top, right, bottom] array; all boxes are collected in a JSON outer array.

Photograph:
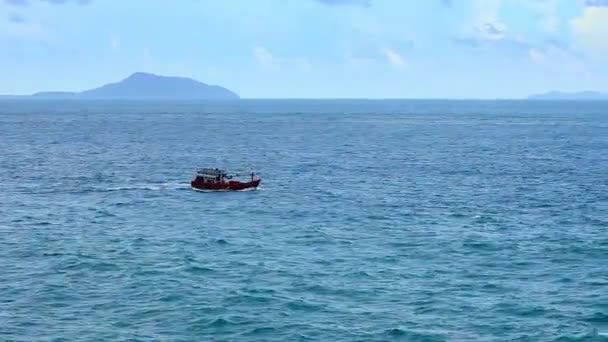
[[1, 99, 607, 341]]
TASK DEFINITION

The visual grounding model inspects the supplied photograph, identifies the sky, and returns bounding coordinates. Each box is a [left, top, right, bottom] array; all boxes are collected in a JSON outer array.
[[1, 0, 608, 98]]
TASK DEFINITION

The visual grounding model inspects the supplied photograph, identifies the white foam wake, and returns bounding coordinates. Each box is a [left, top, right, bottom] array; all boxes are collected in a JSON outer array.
[[106, 182, 191, 192]]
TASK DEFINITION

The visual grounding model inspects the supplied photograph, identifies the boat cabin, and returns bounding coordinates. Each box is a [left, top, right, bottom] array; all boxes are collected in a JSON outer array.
[[195, 168, 228, 183]]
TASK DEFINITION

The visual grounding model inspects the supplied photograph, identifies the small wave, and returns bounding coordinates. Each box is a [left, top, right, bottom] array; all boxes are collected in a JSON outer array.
[[554, 328, 608, 341], [243, 327, 276, 336], [472, 214, 500, 224], [366, 214, 390, 221], [585, 312, 608, 324], [462, 240, 501, 251], [91, 208, 116, 218], [346, 270, 374, 279], [33, 221, 53, 226], [381, 328, 445, 341], [223, 293, 273, 306], [63, 260, 120, 272], [159, 294, 182, 303], [185, 265, 215, 274], [207, 317, 233, 327], [286, 299, 325, 312], [387, 328, 407, 337], [42, 252, 64, 257], [449, 212, 468, 218]]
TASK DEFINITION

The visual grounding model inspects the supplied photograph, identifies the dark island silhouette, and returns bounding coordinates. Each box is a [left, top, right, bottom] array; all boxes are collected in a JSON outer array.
[[528, 91, 608, 100], [4, 72, 239, 100]]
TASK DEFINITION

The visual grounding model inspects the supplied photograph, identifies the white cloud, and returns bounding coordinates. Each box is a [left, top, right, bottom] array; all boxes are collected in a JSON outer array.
[[517, 0, 560, 33], [528, 45, 588, 75], [572, 6, 608, 58], [382, 48, 406, 70], [474, 22, 506, 41], [534, 1, 559, 33], [541, 15, 559, 33], [142, 48, 153, 67], [469, 0, 559, 35], [458, 0, 510, 44], [472, 0, 504, 31], [110, 36, 120, 49], [253, 46, 280, 69], [528, 49, 546, 64], [295, 58, 312, 72], [253, 46, 312, 72], [345, 54, 374, 70], [0, 19, 53, 42]]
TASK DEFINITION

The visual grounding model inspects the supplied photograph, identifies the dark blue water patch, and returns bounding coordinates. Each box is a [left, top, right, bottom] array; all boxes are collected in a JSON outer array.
[[285, 299, 326, 312], [493, 301, 556, 319], [241, 326, 277, 337], [205, 316, 249, 329], [585, 313, 608, 324], [380, 328, 447, 341], [183, 265, 215, 275], [345, 270, 374, 279], [61, 259, 121, 273], [222, 292, 275, 306], [461, 238, 504, 252], [158, 293, 183, 303]]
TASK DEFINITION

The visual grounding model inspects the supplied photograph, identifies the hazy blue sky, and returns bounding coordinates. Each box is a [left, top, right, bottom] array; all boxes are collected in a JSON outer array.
[[1, 0, 608, 98]]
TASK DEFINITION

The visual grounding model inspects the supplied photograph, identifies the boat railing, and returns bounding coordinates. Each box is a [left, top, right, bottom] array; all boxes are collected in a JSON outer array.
[[195, 169, 258, 182]]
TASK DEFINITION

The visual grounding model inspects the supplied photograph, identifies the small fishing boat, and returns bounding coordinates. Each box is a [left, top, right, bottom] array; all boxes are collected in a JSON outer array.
[[190, 168, 260, 192]]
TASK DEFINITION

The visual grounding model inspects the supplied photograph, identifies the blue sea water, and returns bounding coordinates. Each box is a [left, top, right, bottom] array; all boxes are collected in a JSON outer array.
[[0, 99, 607, 341]]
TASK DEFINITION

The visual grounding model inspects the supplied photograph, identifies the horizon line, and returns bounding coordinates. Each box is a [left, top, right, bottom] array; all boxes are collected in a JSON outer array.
[[2, 97, 608, 101]]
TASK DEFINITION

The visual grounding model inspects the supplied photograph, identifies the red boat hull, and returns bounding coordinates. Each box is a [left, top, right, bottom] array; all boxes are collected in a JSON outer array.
[[191, 179, 260, 192]]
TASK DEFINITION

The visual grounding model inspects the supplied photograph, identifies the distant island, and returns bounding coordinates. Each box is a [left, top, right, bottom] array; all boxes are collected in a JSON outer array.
[[528, 91, 608, 100], [1, 72, 239, 100]]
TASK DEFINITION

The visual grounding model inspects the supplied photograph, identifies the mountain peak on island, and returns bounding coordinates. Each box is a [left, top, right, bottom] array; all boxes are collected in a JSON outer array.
[[79, 72, 239, 99], [122, 72, 188, 82], [129, 71, 155, 78], [7, 72, 239, 100]]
